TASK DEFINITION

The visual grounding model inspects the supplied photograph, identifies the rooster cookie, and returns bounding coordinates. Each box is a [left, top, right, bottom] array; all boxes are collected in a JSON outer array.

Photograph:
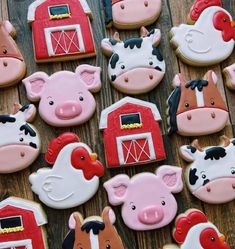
[[223, 63, 235, 90], [180, 136, 235, 204], [29, 133, 104, 209], [63, 207, 124, 249], [163, 209, 231, 249], [170, 3, 235, 66], [101, 27, 165, 94], [167, 70, 228, 136]]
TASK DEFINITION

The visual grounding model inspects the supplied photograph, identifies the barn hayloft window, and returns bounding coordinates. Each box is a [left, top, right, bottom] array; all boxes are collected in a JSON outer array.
[[0, 216, 24, 233], [49, 4, 71, 19], [120, 113, 143, 129]]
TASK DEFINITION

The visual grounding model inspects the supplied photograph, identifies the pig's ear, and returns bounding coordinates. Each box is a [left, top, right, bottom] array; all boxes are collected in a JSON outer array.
[[2, 21, 16, 38], [22, 72, 49, 102], [102, 207, 116, 225], [75, 65, 102, 93], [180, 145, 198, 162], [69, 212, 83, 229], [103, 175, 130, 205], [156, 166, 183, 193]]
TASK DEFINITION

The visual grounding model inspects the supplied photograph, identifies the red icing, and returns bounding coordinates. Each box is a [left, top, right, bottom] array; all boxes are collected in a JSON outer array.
[[189, 0, 222, 21], [173, 210, 208, 244], [200, 228, 231, 249], [213, 11, 235, 42], [71, 147, 104, 180], [45, 132, 79, 164]]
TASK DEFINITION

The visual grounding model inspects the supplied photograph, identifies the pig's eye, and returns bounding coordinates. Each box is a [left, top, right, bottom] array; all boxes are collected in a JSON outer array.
[[2, 48, 7, 54], [161, 201, 166, 206], [49, 101, 54, 105], [79, 96, 84, 101], [131, 205, 136, 210]]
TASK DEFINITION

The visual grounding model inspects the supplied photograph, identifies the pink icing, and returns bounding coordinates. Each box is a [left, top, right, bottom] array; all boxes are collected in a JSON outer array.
[[138, 205, 164, 225], [55, 101, 82, 120]]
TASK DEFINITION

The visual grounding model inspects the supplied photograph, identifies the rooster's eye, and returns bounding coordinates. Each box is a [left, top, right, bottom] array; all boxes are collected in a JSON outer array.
[[223, 18, 227, 23], [80, 156, 85, 160], [211, 237, 215, 242]]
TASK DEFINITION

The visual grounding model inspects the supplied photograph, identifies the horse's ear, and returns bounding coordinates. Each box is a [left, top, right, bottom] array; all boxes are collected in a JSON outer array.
[[102, 207, 116, 225], [204, 70, 218, 85], [69, 212, 83, 229], [172, 73, 186, 87]]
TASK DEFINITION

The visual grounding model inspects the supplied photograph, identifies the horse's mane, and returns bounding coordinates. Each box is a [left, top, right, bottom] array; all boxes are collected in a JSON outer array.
[[185, 80, 208, 91], [81, 221, 105, 235]]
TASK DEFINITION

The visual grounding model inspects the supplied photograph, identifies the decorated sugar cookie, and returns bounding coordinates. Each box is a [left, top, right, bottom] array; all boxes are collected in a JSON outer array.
[[23, 65, 101, 127], [29, 133, 104, 209], [63, 207, 124, 249], [0, 21, 26, 87], [99, 97, 166, 168], [104, 165, 183, 231], [101, 27, 165, 94], [167, 70, 229, 136], [170, 4, 235, 66], [180, 136, 235, 204], [223, 63, 235, 90], [27, 0, 96, 62], [0, 103, 40, 173], [0, 197, 48, 249], [104, 0, 162, 29], [163, 209, 231, 249]]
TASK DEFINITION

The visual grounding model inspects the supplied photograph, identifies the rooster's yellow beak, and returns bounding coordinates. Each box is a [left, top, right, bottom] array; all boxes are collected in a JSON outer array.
[[219, 234, 225, 243], [90, 153, 97, 161], [231, 21, 235, 27]]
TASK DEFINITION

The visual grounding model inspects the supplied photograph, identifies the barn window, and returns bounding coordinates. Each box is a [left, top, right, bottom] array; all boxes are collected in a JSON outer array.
[[0, 216, 24, 233], [49, 4, 71, 19], [120, 113, 143, 129]]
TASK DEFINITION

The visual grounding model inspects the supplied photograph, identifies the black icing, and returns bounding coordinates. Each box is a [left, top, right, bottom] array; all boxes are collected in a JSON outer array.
[[0, 216, 22, 229], [204, 147, 226, 160], [185, 80, 208, 92], [124, 38, 143, 49], [62, 229, 75, 249], [29, 142, 37, 149], [187, 145, 197, 153], [121, 113, 141, 126], [20, 124, 36, 137], [0, 115, 16, 124], [189, 168, 199, 185], [49, 5, 70, 16], [81, 221, 105, 235], [155, 66, 162, 71], [104, 0, 113, 25], [203, 179, 210, 186], [147, 29, 155, 37], [19, 105, 30, 112], [111, 75, 117, 82], [152, 46, 163, 61], [231, 139, 235, 146], [110, 53, 119, 69], [109, 38, 118, 46]]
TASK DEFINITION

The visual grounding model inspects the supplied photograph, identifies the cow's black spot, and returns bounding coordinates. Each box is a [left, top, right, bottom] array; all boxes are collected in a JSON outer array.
[[185, 80, 208, 92], [110, 53, 119, 69], [231, 139, 235, 146], [29, 142, 37, 149], [62, 229, 75, 249], [155, 66, 162, 71], [19, 105, 30, 112], [124, 38, 143, 49], [189, 168, 199, 185], [147, 29, 155, 37], [187, 145, 197, 153], [203, 179, 210, 186], [20, 124, 36, 137], [204, 147, 226, 160], [0, 115, 16, 124], [109, 38, 118, 46], [152, 46, 163, 61], [111, 75, 117, 82], [81, 221, 105, 235]]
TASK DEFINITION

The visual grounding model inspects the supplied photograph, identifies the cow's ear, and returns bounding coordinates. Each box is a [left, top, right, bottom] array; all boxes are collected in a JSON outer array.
[[149, 29, 161, 46], [101, 38, 116, 56], [75, 65, 102, 93], [204, 70, 218, 85], [19, 104, 36, 122], [69, 212, 83, 229], [23, 72, 48, 101], [103, 175, 130, 205], [2, 21, 16, 38], [156, 166, 183, 193], [102, 207, 116, 225], [172, 73, 185, 87], [179, 145, 197, 162]]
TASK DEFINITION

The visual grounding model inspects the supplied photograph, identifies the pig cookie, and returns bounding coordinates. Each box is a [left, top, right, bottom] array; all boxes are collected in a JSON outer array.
[[29, 132, 104, 209], [167, 70, 229, 136], [104, 165, 183, 231], [0, 196, 48, 249], [63, 207, 124, 249], [0, 103, 41, 173], [0, 21, 26, 87], [104, 0, 162, 29], [23, 65, 101, 127], [163, 209, 231, 249], [101, 27, 165, 94], [180, 136, 235, 204], [223, 63, 235, 90]]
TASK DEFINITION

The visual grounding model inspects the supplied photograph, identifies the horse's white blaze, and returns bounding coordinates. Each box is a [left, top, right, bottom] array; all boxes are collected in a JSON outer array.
[[90, 231, 99, 249], [195, 88, 205, 107]]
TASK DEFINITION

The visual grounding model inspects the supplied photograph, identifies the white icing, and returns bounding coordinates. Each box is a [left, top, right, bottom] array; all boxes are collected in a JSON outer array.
[[195, 88, 204, 107], [90, 231, 99, 249], [79, 0, 91, 14], [0, 239, 32, 249]]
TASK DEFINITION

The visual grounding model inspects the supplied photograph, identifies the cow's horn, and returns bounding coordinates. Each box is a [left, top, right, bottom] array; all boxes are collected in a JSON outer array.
[[221, 135, 230, 147], [191, 139, 203, 152], [140, 26, 149, 37], [112, 32, 121, 42], [13, 103, 22, 114]]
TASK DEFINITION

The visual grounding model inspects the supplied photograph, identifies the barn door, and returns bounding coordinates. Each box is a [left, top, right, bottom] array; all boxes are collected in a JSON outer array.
[[0, 239, 32, 249], [116, 133, 156, 165], [44, 25, 85, 56]]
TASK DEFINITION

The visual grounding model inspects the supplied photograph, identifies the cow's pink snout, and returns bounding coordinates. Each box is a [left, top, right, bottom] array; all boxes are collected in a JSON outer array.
[[55, 101, 82, 120], [138, 206, 164, 225]]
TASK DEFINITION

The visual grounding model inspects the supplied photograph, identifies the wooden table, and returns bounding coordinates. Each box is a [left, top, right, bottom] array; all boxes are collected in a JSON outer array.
[[0, 0, 234, 248]]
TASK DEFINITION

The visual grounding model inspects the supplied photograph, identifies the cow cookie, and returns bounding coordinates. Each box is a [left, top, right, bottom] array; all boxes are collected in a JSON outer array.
[[223, 63, 235, 90], [180, 136, 235, 204], [101, 27, 165, 94], [104, 0, 162, 29], [167, 70, 229, 136], [63, 207, 124, 249], [104, 165, 183, 231], [29, 133, 104, 209], [163, 209, 231, 249], [0, 103, 40, 173], [0, 21, 26, 87], [23, 65, 101, 127], [170, 3, 235, 66]]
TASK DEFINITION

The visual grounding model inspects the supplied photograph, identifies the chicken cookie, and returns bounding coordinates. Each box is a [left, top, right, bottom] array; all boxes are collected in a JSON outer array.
[[223, 63, 235, 90], [29, 133, 104, 209]]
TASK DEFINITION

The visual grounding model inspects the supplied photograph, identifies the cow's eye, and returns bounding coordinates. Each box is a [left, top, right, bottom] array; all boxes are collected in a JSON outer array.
[[231, 169, 235, 175], [202, 174, 206, 179], [79, 96, 84, 101], [149, 61, 153, 66], [121, 65, 125, 69], [2, 48, 7, 54], [49, 101, 54, 105], [161, 201, 166, 206], [19, 138, 24, 142]]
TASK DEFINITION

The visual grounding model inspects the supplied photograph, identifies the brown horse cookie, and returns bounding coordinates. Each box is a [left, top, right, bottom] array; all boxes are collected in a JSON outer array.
[[63, 207, 124, 249], [0, 21, 26, 87]]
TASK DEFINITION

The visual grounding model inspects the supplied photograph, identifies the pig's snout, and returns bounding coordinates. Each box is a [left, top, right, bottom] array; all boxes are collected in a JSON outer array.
[[55, 101, 82, 120], [138, 205, 164, 225]]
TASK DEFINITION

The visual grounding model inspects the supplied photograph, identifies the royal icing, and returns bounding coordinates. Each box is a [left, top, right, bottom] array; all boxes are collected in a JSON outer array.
[[0, 21, 26, 87], [29, 133, 104, 209], [167, 70, 228, 136], [170, 6, 235, 66], [101, 27, 165, 94], [163, 209, 231, 249], [104, 165, 183, 231], [180, 136, 235, 204], [23, 65, 102, 127], [99, 97, 165, 168], [27, 0, 96, 62], [63, 207, 124, 249], [0, 197, 48, 249], [104, 0, 162, 29], [0, 104, 41, 173], [223, 63, 235, 90]]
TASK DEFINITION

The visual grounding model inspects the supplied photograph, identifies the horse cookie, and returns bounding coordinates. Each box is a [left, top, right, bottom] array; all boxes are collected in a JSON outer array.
[[223, 63, 235, 90], [167, 70, 228, 136], [63, 207, 124, 249], [180, 136, 235, 204]]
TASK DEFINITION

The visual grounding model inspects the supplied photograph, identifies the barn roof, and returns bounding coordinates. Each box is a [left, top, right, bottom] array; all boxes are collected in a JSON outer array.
[[99, 97, 161, 129], [0, 197, 47, 226]]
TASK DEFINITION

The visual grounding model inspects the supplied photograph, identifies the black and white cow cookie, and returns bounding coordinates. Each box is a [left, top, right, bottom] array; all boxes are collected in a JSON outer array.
[[0, 103, 41, 173], [180, 136, 235, 204], [101, 27, 165, 94]]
